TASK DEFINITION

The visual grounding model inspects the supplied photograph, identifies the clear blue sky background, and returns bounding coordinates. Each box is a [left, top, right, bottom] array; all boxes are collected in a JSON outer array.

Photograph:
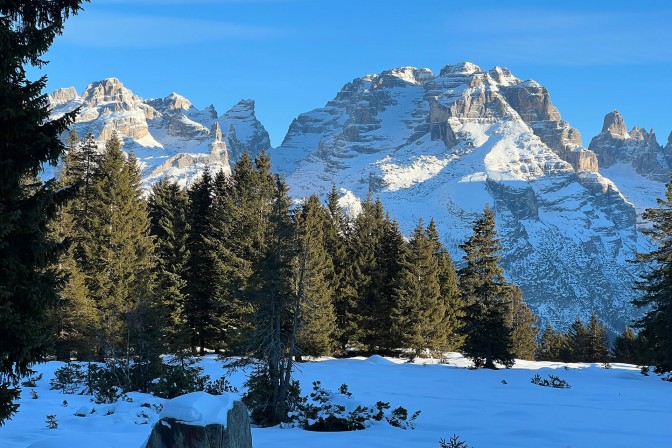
[[31, 0, 672, 147]]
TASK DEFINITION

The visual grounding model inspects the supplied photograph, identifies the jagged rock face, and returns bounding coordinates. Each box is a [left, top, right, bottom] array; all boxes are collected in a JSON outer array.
[[273, 62, 642, 333], [588, 110, 669, 182], [48, 79, 270, 188]]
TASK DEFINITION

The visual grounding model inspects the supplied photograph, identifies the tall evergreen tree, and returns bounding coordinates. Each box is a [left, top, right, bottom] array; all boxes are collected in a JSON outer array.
[[324, 186, 356, 354], [633, 179, 672, 372], [586, 312, 610, 363], [509, 286, 538, 361], [427, 219, 464, 351], [536, 323, 569, 362], [293, 195, 337, 357], [148, 178, 191, 355], [245, 177, 298, 425], [185, 169, 215, 355], [613, 327, 643, 365], [392, 220, 445, 357], [567, 317, 589, 362], [0, 0, 85, 424], [458, 205, 514, 369], [80, 136, 159, 386]]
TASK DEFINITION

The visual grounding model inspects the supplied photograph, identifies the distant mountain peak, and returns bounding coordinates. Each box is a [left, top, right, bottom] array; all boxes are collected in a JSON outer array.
[[439, 61, 482, 76]]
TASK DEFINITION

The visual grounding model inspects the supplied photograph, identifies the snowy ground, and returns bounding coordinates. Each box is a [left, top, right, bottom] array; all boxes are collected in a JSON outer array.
[[1, 354, 670, 448]]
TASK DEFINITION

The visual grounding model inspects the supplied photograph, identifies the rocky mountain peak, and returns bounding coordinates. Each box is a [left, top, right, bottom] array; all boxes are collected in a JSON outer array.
[[49, 87, 79, 106], [81, 78, 140, 108], [379, 67, 435, 85], [439, 62, 483, 77], [601, 110, 628, 137], [211, 121, 223, 141], [589, 110, 668, 181], [165, 93, 193, 111]]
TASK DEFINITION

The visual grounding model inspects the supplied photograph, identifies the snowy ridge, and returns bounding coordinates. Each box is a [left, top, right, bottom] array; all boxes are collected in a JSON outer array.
[[271, 62, 647, 333], [48, 78, 271, 188]]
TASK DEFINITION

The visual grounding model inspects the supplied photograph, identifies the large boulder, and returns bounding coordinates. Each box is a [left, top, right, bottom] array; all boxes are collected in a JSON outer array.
[[145, 392, 252, 448]]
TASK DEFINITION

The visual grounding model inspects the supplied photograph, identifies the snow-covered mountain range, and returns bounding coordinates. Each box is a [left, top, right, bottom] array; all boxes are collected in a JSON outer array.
[[48, 63, 672, 334], [48, 78, 270, 187]]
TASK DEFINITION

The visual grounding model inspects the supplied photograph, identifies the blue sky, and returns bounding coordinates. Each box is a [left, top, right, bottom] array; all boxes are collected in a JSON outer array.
[[32, 0, 672, 147]]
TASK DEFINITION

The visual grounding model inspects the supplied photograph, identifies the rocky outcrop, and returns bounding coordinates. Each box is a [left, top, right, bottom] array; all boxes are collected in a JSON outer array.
[[499, 80, 597, 173], [588, 110, 669, 181], [145, 398, 251, 448]]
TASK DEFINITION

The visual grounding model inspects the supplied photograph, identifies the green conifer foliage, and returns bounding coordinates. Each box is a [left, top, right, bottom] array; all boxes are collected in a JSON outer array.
[[586, 312, 610, 363], [148, 178, 191, 355], [294, 195, 337, 357], [0, 0, 85, 424], [633, 179, 672, 372], [324, 186, 356, 354], [458, 205, 514, 369], [392, 220, 444, 357], [427, 219, 464, 351], [567, 317, 589, 362], [80, 136, 159, 382], [509, 286, 538, 361], [612, 327, 643, 365], [185, 169, 214, 355], [536, 323, 568, 362]]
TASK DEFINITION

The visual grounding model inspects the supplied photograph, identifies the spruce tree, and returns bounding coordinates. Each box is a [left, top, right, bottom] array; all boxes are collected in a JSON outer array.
[[427, 219, 464, 351], [633, 179, 672, 372], [536, 323, 563, 361], [509, 286, 538, 361], [392, 220, 444, 357], [148, 178, 191, 356], [613, 327, 643, 365], [325, 186, 357, 354], [293, 195, 337, 357], [245, 177, 297, 425], [185, 169, 214, 355], [0, 0, 85, 424], [458, 205, 514, 369], [80, 136, 159, 387], [586, 312, 610, 363], [567, 317, 589, 362]]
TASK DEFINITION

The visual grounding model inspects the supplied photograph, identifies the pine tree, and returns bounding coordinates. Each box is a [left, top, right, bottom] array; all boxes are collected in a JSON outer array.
[[392, 220, 444, 357], [148, 178, 191, 356], [324, 186, 356, 354], [246, 177, 298, 425], [509, 286, 538, 361], [0, 0, 85, 424], [586, 312, 610, 363], [48, 133, 99, 361], [612, 327, 643, 365], [427, 219, 464, 351], [567, 317, 589, 362], [80, 136, 160, 387], [185, 169, 215, 355], [293, 195, 337, 357], [633, 179, 672, 372], [536, 323, 566, 361], [458, 205, 514, 369]]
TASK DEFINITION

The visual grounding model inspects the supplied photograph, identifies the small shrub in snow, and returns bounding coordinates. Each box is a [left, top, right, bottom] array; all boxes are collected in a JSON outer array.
[[531, 373, 571, 389], [21, 373, 42, 388], [62, 400, 68, 407], [50, 363, 86, 394], [291, 381, 420, 431], [439, 434, 472, 447], [30, 389, 38, 399], [46, 415, 58, 429], [640, 366, 650, 376]]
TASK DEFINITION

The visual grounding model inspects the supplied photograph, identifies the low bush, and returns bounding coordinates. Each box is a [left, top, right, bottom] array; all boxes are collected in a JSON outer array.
[[531, 373, 571, 389]]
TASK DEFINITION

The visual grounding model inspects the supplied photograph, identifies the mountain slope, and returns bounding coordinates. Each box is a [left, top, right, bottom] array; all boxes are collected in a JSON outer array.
[[271, 62, 644, 332]]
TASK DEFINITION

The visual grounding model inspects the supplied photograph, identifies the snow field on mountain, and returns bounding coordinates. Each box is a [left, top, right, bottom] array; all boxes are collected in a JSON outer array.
[[2, 355, 670, 448]]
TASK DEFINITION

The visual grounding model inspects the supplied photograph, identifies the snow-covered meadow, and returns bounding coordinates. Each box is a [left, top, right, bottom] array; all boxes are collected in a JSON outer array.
[[1, 354, 670, 448]]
